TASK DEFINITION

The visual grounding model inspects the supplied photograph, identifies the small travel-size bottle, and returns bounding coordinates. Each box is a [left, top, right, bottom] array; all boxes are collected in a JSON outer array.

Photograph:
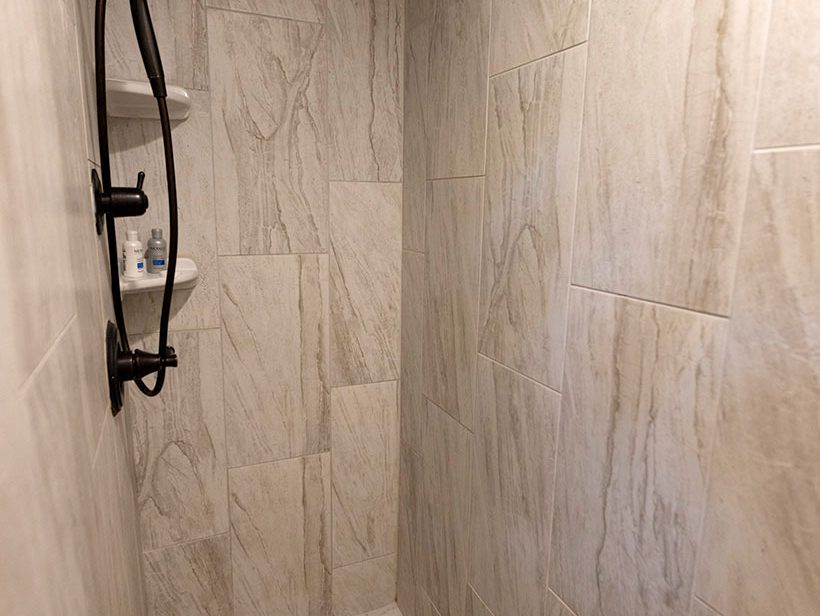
[[122, 229, 145, 279], [147, 228, 168, 273]]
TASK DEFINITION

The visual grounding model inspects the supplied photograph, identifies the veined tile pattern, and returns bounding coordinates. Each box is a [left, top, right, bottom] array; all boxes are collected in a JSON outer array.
[[208, 0, 325, 22], [209, 9, 327, 255], [130, 330, 228, 550], [479, 46, 585, 389], [332, 554, 398, 616], [550, 288, 727, 616], [469, 357, 560, 616], [143, 535, 232, 616], [755, 0, 820, 147], [331, 382, 399, 567], [572, 0, 770, 314], [489, 0, 589, 74], [111, 90, 220, 334], [424, 178, 483, 429], [330, 182, 402, 386], [406, 0, 435, 30], [230, 454, 331, 616], [546, 591, 577, 616], [328, 0, 403, 181], [694, 150, 820, 616], [426, 0, 491, 178], [107, 0, 208, 90], [220, 255, 329, 467], [400, 250, 425, 452]]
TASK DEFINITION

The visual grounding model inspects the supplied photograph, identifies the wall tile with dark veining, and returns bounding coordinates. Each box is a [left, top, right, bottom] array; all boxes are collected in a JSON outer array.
[[107, 0, 208, 90], [755, 0, 820, 147], [400, 250, 425, 452], [694, 150, 820, 616], [230, 454, 331, 616], [111, 90, 220, 334], [328, 0, 403, 181], [469, 357, 560, 616], [424, 178, 483, 429], [549, 288, 727, 616], [129, 329, 227, 550], [332, 553, 397, 616], [426, 0, 490, 178], [479, 47, 585, 389], [331, 381, 399, 566], [207, 0, 325, 22], [330, 182, 401, 386], [143, 534, 232, 616], [220, 255, 329, 467], [490, 0, 589, 74], [209, 9, 327, 255], [418, 401, 472, 616], [572, 0, 770, 314]]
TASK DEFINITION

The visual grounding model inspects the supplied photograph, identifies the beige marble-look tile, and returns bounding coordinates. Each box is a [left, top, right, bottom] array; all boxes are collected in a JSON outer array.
[[207, 0, 325, 22], [143, 534, 232, 616], [330, 182, 402, 386], [209, 9, 327, 255], [478, 47, 585, 389], [230, 454, 331, 616], [424, 178, 483, 429], [418, 401, 473, 616], [111, 90, 220, 334], [426, 0, 491, 179], [361, 603, 403, 616], [331, 381, 400, 566], [328, 0, 403, 181], [755, 0, 820, 147], [129, 329, 228, 550], [397, 444, 423, 616], [690, 599, 721, 616], [694, 150, 820, 616], [490, 0, 588, 75], [406, 0, 435, 30], [107, 0, 208, 90], [220, 254, 329, 467], [469, 357, 560, 616], [549, 288, 727, 616], [572, 0, 770, 315], [545, 590, 577, 616], [403, 20, 430, 252], [332, 553, 397, 616], [465, 588, 493, 616], [400, 250, 425, 452]]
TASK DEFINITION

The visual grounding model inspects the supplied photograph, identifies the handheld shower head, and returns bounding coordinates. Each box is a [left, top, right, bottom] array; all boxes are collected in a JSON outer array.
[[129, 0, 166, 98]]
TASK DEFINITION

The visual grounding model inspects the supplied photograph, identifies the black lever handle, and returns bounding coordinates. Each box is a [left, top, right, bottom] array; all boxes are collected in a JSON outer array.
[[136, 170, 145, 191]]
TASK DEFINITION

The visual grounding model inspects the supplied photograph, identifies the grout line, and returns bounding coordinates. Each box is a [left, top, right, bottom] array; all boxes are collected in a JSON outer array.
[[468, 585, 497, 616], [694, 595, 729, 616], [331, 550, 397, 572], [329, 179, 403, 185], [753, 142, 820, 154], [422, 393, 474, 435], [142, 531, 231, 556], [569, 283, 730, 320], [205, 4, 323, 27], [489, 40, 588, 80], [477, 352, 562, 397], [427, 173, 485, 182], [547, 588, 580, 616], [330, 378, 401, 391], [217, 251, 330, 258], [17, 314, 77, 394], [227, 450, 330, 472]]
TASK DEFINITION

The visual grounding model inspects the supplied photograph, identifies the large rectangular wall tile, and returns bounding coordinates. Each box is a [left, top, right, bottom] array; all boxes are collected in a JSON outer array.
[[694, 150, 820, 616], [328, 0, 403, 181], [107, 0, 208, 90], [143, 534, 232, 616], [572, 0, 770, 314], [331, 382, 399, 566], [418, 401, 473, 616], [549, 288, 727, 616], [397, 444, 423, 616], [755, 1, 820, 147], [469, 357, 560, 616], [332, 554, 397, 616], [220, 255, 329, 467], [112, 90, 220, 334], [209, 9, 327, 255], [426, 0, 491, 178], [230, 454, 331, 616], [330, 182, 401, 386], [424, 178, 483, 429], [130, 329, 228, 550], [489, 0, 588, 75], [400, 250, 425, 452], [478, 47, 585, 389], [207, 0, 325, 22]]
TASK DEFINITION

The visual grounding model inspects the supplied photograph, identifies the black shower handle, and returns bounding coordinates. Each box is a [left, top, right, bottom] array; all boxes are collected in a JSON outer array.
[[129, 0, 166, 98]]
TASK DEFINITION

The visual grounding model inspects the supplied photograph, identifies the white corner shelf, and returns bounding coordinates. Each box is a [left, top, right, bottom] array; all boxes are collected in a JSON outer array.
[[106, 78, 191, 121], [120, 257, 199, 295]]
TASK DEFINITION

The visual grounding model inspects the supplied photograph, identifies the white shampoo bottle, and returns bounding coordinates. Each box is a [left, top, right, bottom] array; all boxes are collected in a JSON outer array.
[[122, 229, 145, 279]]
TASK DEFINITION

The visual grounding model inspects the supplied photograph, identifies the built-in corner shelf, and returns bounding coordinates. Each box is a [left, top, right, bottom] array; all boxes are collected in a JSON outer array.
[[106, 78, 191, 121], [120, 257, 199, 295]]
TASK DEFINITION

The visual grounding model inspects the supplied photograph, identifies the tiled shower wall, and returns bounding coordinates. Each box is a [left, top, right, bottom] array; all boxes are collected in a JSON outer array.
[[102, 0, 403, 613], [398, 2, 819, 616]]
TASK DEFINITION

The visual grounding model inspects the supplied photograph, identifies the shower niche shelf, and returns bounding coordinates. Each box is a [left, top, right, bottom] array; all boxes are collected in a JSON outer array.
[[106, 78, 191, 121], [120, 257, 199, 295]]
